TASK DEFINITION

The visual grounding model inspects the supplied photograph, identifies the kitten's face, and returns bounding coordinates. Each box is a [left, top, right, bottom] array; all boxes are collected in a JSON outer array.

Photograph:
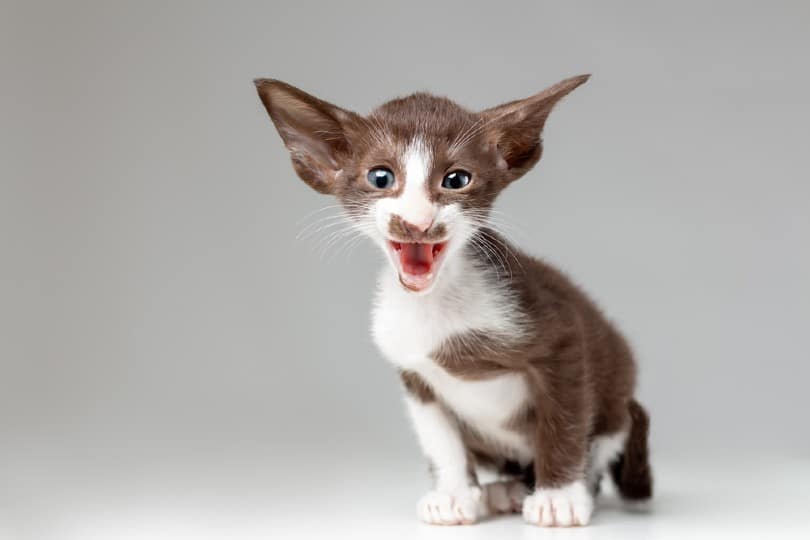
[[256, 76, 588, 293], [331, 98, 511, 293]]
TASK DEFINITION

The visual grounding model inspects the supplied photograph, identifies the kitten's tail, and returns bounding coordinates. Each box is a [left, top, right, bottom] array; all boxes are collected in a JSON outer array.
[[610, 399, 653, 501]]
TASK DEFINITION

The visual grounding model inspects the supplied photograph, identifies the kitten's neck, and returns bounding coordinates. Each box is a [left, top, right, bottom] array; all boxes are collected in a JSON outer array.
[[373, 234, 529, 356]]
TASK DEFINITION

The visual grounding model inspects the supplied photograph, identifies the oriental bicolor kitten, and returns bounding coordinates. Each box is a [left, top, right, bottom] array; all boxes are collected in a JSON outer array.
[[255, 75, 652, 527]]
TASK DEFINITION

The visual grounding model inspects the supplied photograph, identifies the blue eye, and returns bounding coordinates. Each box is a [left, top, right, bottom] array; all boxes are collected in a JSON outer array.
[[367, 168, 395, 189], [441, 170, 472, 190]]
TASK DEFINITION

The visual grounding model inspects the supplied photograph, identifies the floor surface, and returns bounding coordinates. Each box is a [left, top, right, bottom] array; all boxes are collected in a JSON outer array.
[[1, 452, 809, 540]]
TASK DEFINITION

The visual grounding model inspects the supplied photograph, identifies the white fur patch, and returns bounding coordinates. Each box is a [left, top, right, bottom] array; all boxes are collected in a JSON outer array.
[[404, 397, 470, 490], [375, 138, 435, 232], [372, 253, 526, 366], [414, 363, 534, 464], [373, 253, 532, 462], [522, 480, 594, 527], [586, 431, 627, 492], [406, 397, 486, 525]]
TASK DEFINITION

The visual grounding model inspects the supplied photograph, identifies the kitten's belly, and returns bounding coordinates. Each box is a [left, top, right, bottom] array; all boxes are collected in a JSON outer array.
[[414, 362, 535, 464], [373, 305, 534, 463]]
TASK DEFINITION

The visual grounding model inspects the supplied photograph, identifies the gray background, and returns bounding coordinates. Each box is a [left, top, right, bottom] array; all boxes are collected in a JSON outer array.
[[2, 1, 809, 539]]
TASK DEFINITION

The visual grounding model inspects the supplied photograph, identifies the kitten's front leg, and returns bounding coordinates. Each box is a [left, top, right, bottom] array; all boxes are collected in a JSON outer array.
[[522, 338, 594, 527], [522, 402, 594, 527], [404, 395, 483, 525]]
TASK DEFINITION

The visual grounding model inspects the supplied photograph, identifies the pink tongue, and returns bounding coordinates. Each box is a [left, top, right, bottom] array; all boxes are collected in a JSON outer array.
[[399, 243, 434, 275]]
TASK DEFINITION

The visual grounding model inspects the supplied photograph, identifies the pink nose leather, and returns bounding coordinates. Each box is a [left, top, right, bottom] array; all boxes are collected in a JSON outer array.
[[401, 215, 434, 235], [406, 217, 433, 233]]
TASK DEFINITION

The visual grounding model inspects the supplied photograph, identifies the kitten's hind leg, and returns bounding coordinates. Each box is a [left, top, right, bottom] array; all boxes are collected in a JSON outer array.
[[586, 431, 629, 496], [483, 479, 528, 514]]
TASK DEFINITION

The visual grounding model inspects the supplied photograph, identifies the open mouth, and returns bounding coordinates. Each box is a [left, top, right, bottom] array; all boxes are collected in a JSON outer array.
[[388, 240, 448, 292]]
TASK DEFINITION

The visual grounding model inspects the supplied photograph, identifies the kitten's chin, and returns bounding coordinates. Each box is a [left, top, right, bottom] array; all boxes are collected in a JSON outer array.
[[398, 271, 437, 293]]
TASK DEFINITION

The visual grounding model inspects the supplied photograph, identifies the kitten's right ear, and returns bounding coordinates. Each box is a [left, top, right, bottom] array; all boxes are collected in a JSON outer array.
[[482, 74, 590, 181], [254, 79, 361, 194]]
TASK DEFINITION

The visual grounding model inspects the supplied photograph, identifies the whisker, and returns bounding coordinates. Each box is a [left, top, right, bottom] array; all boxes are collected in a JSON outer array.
[[478, 228, 526, 278], [297, 214, 355, 241], [469, 233, 510, 280]]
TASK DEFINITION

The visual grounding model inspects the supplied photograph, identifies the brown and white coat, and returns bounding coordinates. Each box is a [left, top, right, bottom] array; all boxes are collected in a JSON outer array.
[[255, 75, 652, 527]]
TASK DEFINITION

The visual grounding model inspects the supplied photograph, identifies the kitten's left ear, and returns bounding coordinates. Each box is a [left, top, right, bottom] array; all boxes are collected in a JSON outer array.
[[255, 79, 362, 194], [483, 74, 590, 180]]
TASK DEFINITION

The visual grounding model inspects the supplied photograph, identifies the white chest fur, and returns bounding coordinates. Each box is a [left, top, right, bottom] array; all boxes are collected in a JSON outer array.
[[371, 256, 524, 367], [371, 257, 533, 462]]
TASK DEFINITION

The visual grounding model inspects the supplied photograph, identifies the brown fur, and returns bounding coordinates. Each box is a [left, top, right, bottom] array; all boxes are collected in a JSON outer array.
[[255, 75, 652, 499], [396, 232, 643, 487], [399, 369, 436, 403], [255, 76, 588, 219]]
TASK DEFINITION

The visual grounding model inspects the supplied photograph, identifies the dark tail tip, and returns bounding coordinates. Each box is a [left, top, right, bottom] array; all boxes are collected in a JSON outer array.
[[610, 399, 653, 500]]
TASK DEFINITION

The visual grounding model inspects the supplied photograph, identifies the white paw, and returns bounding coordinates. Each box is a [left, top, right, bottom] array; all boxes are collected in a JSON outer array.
[[484, 479, 528, 514], [417, 486, 483, 525], [522, 480, 594, 527]]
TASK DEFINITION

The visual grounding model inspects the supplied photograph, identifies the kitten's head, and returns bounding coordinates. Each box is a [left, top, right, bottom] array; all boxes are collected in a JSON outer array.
[[255, 75, 588, 293]]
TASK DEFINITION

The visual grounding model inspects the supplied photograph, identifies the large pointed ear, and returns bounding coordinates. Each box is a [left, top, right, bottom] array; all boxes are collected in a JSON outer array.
[[483, 74, 590, 180], [254, 79, 361, 194]]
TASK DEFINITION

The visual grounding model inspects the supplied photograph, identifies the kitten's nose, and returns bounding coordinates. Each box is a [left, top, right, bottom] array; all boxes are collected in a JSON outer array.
[[390, 214, 435, 240], [403, 216, 433, 234]]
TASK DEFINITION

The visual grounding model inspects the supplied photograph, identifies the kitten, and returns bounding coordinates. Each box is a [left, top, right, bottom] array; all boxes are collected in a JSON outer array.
[[255, 75, 652, 527]]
